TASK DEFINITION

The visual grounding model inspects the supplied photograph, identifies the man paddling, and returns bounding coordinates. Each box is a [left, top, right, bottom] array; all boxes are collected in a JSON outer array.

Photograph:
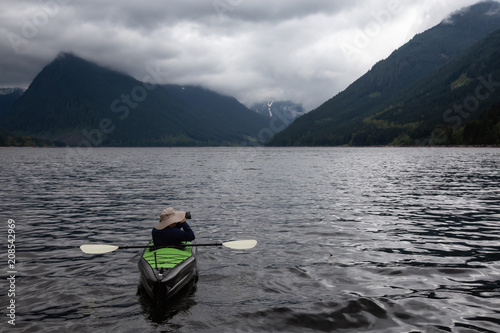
[[152, 207, 195, 247]]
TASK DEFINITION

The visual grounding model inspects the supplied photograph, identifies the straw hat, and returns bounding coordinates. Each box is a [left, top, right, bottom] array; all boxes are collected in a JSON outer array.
[[155, 207, 186, 230]]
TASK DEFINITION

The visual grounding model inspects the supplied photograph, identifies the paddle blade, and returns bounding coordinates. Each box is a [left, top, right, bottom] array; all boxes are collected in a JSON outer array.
[[80, 244, 119, 254], [222, 239, 257, 250]]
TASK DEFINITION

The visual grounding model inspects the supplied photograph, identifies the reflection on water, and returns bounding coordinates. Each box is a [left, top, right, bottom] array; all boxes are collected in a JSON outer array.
[[0, 147, 499, 333], [138, 279, 198, 326]]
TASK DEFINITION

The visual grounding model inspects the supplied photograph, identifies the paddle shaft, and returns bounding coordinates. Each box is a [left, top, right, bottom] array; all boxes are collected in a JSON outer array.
[[119, 243, 223, 250], [80, 240, 256, 254]]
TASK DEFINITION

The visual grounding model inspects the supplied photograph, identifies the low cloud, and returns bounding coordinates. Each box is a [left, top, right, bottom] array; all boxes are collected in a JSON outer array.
[[0, 0, 487, 110]]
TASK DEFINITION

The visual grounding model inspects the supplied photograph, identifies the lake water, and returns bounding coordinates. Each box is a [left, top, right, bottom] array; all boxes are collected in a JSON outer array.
[[1, 147, 499, 333]]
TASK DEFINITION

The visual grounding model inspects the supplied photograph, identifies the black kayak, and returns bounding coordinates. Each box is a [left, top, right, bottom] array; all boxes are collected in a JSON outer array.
[[138, 241, 197, 304]]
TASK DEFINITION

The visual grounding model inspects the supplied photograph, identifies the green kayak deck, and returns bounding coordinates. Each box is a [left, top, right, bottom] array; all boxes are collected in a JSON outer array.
[[142, 241, 193, 269]]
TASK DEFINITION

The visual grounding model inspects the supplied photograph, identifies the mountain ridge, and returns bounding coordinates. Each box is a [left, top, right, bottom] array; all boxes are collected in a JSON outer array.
[[268, 1, 500, 146], [1, 53, 269, 146]]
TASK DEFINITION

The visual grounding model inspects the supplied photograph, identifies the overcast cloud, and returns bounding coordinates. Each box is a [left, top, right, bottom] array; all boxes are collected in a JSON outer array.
[[0, 0, 489, 110]]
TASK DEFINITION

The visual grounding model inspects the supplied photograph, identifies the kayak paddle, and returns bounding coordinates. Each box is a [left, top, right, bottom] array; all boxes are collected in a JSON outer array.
[[80, 240, 257, 254]]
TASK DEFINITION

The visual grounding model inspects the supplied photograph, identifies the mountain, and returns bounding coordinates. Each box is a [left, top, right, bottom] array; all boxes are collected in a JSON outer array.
[[268, 1, 500, 146], [365, 27, 500, 146], [252, 101, 305, 124], [161, 84, 270, 144], [1, 53, 268, 146], [450, 103, 500, 145], [0, 88, 24, 119]]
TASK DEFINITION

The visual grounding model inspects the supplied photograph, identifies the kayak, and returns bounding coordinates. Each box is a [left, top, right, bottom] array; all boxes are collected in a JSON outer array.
[[138, 241, 197, 304]]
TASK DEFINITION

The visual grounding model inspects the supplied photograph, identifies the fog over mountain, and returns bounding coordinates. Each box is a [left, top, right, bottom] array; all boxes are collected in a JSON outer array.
[[0, 0, 490, 110]]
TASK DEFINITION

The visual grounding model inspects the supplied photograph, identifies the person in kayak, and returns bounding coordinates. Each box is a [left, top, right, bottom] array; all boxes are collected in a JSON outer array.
[[152, 207, 195, 247]]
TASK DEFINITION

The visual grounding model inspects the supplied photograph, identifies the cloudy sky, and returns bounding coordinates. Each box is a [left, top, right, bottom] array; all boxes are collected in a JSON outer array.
[[0, 0, 489, 111]]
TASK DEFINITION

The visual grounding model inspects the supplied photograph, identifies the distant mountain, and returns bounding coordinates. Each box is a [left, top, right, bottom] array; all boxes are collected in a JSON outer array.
[[268, 1, 500, 146], [1, 53, 268, 146], [161, 84, 270, 144], [0, 88, 24, 119], [251, 101, 305, 124]]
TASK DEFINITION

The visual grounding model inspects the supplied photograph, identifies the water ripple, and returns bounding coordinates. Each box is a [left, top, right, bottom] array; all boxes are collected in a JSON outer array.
[[1, 147, 499, 332]]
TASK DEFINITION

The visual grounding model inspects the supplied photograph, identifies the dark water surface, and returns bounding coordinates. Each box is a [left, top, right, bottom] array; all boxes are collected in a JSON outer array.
[[1, 147, 499, 332]]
